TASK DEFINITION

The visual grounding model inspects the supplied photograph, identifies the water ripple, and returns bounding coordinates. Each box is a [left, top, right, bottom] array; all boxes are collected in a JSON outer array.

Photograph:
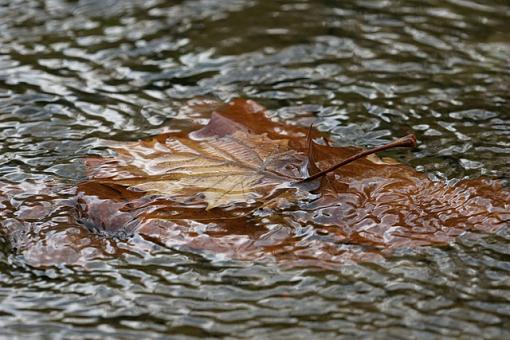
[[1, 0, 510, 338]]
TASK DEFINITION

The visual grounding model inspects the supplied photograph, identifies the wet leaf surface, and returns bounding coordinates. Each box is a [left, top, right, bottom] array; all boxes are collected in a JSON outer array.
[[4, 99, 508, 268]]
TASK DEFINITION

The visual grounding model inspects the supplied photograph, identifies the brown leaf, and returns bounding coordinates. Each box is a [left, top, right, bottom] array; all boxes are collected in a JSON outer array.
[[74, 99, 509, 266], [2, 98, 509, 267], [98, 119, 310, 211]]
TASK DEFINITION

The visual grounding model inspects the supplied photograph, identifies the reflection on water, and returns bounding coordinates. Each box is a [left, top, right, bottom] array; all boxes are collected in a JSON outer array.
[[1, 0, 510, 338]]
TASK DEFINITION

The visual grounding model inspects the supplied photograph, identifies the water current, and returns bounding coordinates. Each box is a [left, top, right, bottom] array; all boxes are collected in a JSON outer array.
[[1, 0, 510, 338]]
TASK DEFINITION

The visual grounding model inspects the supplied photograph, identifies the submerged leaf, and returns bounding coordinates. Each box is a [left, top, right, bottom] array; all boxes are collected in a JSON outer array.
[[101, 124, 310, 210], [1, 98, 509, 267]]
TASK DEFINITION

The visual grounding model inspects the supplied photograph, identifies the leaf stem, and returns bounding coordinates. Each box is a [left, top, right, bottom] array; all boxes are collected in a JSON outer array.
[[300, 134, 417, 183]]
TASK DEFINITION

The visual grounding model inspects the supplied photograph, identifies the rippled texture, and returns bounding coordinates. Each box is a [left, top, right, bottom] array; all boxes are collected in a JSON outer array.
[[1, 0, 510, 338]]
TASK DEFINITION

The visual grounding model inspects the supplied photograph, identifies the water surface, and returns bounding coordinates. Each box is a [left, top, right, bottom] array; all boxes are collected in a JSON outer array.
[[1, 0, 510, 338]]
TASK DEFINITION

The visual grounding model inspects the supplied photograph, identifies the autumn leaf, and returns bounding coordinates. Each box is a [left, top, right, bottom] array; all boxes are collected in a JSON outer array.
[[75, 99, 509, 264], [2, 98, 509, 267], [99, 117, 311, 210], [84, 100, 415, 219]]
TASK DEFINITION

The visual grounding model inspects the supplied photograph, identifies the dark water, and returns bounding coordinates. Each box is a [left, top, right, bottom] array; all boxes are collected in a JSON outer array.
[[1, 0, 510, 338]]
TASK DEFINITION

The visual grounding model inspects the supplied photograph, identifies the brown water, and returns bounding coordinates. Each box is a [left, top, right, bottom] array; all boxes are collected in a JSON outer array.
[[1, 0, 510, 338]]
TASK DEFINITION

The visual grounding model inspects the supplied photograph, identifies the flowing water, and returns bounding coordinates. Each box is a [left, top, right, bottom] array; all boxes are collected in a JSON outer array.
[[1, 0, 510, 338]]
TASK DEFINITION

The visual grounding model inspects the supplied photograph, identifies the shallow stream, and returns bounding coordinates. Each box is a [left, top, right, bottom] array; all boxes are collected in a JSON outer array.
[[1, 0, 510, 338]]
